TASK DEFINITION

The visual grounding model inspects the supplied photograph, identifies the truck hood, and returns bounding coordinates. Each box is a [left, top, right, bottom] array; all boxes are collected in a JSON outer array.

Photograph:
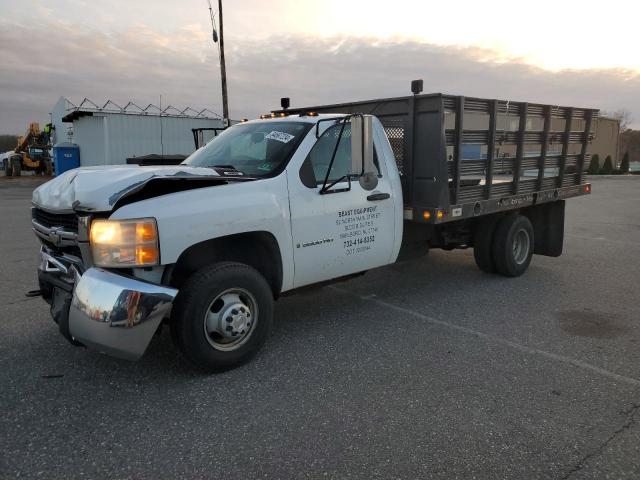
[[32, 165, 222, 212]]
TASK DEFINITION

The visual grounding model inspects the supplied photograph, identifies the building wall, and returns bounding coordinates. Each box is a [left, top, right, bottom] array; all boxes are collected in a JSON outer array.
[[73, 116, 106, 167], [619, 129, 639, 166], [590, 117, 620, 165], [70, 113, 222, 166], [50, 97, 74, 146]]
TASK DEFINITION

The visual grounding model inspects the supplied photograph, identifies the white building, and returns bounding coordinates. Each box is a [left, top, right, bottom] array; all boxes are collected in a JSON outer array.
[[51, 97, 224, 166]]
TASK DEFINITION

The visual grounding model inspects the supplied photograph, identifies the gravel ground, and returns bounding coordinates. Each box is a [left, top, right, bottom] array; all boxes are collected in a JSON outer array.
[[0, 175, 639, 479]]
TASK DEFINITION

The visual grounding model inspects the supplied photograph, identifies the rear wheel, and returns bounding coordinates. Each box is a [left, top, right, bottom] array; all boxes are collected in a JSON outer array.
[[492, 214, 534, 277], [170, 262, 273, 372], [2, 159, 11, 176]]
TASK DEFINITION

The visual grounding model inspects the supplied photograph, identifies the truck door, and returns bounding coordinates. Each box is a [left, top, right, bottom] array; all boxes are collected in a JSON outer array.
[[287, 121, 397, 288]]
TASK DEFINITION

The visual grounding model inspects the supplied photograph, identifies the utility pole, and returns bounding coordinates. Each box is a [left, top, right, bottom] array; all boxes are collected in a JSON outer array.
[[209, 0, 229, 126]]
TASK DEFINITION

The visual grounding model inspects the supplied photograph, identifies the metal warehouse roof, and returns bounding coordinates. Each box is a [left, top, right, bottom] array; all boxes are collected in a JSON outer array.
[[61, 98, 222, 122]]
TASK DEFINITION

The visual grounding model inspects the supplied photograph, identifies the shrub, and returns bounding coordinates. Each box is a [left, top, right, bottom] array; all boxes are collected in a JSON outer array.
[[588, 154, 600, 174], [600, 155, 614, 175], [620, 152, 630, 174]]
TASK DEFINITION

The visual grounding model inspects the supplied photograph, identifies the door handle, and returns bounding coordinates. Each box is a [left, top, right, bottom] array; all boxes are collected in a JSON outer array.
[[367, 192, 390, 201]]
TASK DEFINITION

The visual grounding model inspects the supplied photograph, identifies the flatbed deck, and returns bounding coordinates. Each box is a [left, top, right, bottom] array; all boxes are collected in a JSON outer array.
[[275, 83, 597, 224]]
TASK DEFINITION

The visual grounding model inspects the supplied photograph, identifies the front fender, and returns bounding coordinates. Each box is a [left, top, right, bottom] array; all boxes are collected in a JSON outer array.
[[109, 175, 294, 290]]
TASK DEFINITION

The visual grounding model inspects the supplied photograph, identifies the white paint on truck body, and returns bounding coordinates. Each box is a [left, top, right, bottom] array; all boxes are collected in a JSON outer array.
[[33, 115, 404, 292], [111, 174, 297, 291], [286, 117, 402, 287], [32, 164, 219, 212]]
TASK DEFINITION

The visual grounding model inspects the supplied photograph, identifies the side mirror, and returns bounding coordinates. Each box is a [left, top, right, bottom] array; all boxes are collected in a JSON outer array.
[[350, 115, 374, 176]]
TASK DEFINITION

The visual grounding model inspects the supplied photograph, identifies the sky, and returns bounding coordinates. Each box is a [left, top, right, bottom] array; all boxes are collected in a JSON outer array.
[[0, 0, 639, 134]]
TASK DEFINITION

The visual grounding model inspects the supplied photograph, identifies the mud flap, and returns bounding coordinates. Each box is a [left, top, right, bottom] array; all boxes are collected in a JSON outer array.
[[527, 200, 565, 257]]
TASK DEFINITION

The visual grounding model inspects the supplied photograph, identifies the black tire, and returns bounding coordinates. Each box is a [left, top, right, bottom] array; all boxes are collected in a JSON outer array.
[[473, 216, 499, 273], [44, 159, 53, 176], [2, 159, 11, 176], [492, 214, 534, 277], [11, 158, 21, 177], [170, 262, 273, 372]]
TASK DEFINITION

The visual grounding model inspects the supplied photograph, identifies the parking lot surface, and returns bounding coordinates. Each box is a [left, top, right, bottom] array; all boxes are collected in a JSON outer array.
[[1, 175, 639, 479]]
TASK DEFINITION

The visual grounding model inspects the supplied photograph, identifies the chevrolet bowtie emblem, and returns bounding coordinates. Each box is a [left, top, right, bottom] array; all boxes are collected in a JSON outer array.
[[48, 228, 62, 246]]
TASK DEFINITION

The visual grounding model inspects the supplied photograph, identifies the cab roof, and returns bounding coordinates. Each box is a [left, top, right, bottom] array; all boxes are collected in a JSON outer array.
[[242, 113, 348, 125]]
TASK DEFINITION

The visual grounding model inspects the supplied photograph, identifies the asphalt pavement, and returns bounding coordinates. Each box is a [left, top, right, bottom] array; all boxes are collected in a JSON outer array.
[[1, 175, 639, 479]]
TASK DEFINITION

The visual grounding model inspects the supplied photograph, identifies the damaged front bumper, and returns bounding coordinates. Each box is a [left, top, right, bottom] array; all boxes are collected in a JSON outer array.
[[38, 247, 178, 360]]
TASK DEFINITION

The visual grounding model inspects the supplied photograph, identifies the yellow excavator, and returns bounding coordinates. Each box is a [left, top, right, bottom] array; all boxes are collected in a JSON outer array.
[[2, 122, 53, 176]]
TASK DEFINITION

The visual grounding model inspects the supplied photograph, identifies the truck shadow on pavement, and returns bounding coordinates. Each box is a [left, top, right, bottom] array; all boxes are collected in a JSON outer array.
[[25, 248, 625, 384]]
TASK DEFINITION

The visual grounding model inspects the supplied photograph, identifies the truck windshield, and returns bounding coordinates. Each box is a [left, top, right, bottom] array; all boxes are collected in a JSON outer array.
[[183, 121, 311, 177]]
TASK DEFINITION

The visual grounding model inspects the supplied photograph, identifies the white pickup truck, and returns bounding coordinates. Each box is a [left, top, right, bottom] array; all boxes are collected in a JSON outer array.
[[30, 82, 595, 371]]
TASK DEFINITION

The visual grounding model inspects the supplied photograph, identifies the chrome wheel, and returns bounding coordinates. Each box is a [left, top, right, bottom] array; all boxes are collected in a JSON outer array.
[[512, 229, 530, 265], [203, 288, 258, 351]]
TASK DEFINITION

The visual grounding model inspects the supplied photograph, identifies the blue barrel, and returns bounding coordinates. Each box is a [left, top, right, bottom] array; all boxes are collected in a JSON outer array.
[[53, 143, 80, 176]]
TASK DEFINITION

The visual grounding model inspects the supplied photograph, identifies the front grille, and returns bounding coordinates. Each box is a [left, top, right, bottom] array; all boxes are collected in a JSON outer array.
[[32, 208, 78, 233]]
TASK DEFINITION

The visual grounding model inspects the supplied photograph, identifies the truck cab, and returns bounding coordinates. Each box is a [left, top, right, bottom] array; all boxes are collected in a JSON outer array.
[[32, 113, 402, 371]]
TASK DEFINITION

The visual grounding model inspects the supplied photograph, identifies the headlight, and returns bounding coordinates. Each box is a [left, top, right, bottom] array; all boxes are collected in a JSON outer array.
[[90, 218, 159, 267]]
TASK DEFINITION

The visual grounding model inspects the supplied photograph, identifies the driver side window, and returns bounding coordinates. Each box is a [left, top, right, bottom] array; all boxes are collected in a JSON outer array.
[[305, 123, 352, 186], [300, 123, 380, 188], [300, 123, 381, 188]]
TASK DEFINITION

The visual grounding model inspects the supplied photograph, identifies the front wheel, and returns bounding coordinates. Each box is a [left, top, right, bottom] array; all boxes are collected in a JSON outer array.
[[11, 158, 21, 177], [2, 159, 11, 176], [170, 262, 273, 372], [43, 159, 53, 176]]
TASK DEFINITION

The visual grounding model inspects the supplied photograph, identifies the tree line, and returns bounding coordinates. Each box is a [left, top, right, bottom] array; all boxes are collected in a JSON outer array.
[[0, 135, 19, 153], [590, 111, 637, 174], [588, 152, 631, 175]]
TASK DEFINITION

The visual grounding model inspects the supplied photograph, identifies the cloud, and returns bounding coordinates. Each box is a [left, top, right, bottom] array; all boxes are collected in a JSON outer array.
[[0, 20, 638, 135]]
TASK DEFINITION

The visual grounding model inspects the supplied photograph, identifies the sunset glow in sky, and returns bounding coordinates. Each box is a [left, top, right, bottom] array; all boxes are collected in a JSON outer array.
[[0, 0, 638, 132], [269, 0, 640, 72], [5, 0, 638, 71]]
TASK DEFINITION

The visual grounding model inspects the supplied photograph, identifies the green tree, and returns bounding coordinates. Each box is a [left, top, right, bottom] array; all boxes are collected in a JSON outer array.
[[620, 152, 630, 173], [588, 154, 600, 174], [600, 155, 614, 174]]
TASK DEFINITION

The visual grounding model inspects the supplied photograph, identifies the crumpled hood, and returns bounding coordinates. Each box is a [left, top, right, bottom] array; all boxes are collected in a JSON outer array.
[[32, 165, 220, 212]]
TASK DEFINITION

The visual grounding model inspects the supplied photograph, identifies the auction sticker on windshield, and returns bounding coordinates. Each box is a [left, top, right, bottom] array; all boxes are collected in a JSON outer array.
[[265, 131, 295, 143]]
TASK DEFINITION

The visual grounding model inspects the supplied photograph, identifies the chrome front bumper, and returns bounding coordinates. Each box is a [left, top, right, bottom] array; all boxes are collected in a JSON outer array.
[[39, 249, 178, 361]]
